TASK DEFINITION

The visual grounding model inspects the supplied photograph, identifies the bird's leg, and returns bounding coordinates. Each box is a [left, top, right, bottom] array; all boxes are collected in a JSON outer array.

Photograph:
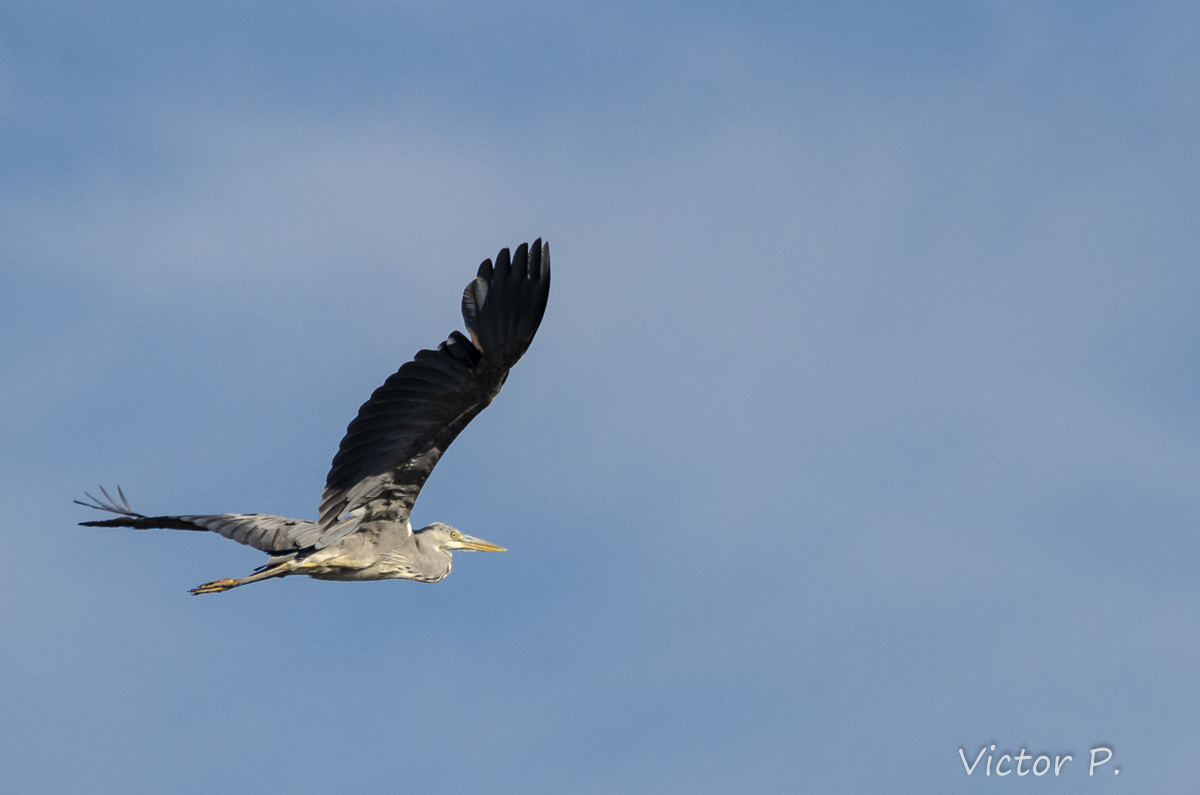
[[190, 560, 298, 595]]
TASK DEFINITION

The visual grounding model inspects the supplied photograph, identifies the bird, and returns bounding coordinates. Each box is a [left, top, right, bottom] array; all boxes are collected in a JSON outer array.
[[77, 240, 550, 594]]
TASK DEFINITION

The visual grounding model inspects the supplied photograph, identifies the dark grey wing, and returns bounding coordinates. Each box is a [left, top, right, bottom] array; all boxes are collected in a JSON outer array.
[[77, 490, 321, 553], [317, 240, 550, 536]]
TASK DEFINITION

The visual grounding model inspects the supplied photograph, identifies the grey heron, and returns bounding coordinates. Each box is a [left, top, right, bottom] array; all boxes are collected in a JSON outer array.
[[77, 240, 550, 594]]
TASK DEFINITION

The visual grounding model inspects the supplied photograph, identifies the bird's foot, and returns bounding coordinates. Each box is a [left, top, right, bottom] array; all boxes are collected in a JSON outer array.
[[190, 578, 237, 595]]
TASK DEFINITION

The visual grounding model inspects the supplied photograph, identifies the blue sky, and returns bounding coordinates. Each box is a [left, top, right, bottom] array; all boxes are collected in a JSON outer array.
[[2, 1, 1198, 792]]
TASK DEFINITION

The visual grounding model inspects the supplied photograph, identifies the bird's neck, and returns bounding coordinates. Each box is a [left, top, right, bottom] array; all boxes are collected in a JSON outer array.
[[411, 533, 452, 582]]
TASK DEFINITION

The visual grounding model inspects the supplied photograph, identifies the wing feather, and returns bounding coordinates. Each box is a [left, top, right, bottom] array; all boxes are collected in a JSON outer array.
[[80, 510, 321, 554], [316, 240, 550, 534]]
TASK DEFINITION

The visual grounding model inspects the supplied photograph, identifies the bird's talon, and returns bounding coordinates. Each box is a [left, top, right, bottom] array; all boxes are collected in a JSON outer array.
[[190, 578, 236, 595]]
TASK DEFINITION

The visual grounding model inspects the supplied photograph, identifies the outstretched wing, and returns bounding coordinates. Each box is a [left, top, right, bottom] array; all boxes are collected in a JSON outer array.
[[76, 488, 321, 553], [316, 240, 550, 539]]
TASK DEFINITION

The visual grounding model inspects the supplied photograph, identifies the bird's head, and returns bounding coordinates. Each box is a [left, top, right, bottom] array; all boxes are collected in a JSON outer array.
[[419, 522, 507, 553]]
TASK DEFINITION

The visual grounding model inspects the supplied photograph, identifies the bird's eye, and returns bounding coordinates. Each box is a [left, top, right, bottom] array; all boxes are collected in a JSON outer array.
[[450, 530, 462, 540]]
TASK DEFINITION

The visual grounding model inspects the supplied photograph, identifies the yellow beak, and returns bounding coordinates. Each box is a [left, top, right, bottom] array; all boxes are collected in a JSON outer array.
[[460, 534, 506, 552]]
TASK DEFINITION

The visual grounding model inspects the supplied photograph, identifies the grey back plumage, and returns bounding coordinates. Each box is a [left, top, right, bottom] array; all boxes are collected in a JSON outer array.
[[316, 240, 550, 542]]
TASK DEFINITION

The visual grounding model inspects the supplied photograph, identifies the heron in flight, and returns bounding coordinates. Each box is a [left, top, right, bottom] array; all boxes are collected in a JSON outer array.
[[78, 241, 550, 594]]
